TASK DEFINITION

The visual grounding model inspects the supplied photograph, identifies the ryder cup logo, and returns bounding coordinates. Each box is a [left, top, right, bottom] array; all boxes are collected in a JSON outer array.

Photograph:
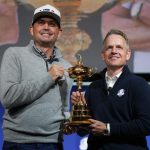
[[117, 89, 125, 97]]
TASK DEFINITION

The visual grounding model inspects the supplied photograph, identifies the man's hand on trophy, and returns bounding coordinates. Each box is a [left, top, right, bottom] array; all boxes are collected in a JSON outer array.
[[62, 122, 78, 135], [89, 119, 109, 136], [71, 91, 86, 105]]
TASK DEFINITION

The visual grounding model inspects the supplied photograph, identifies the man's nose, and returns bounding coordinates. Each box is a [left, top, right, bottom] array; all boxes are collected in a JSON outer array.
[[111, 47, 117, 53], [43, 22, 49, 29]]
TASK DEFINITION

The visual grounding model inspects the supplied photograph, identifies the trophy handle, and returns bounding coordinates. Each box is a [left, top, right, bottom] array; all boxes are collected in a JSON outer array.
[[87, 67, 97, 78]]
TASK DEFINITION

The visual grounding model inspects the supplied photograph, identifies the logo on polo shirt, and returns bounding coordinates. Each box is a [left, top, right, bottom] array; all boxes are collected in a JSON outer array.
[[117, 89, 125, 97]]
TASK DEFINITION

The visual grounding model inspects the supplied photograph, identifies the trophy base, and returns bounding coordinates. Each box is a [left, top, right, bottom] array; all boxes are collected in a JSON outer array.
[[69, 120, 91, 125]]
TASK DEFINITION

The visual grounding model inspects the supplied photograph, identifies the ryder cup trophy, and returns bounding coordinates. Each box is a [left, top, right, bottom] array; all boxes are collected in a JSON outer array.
[[67, 55, 96, 126]]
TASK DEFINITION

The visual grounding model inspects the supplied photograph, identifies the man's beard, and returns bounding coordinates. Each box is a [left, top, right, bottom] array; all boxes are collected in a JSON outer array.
[[40, 39, 56, 48]]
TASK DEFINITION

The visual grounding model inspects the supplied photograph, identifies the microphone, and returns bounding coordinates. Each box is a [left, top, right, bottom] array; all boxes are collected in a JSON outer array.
[[39, 51, 59, 64], [107, 87, 112, 95], [47, 55, 59, 64]]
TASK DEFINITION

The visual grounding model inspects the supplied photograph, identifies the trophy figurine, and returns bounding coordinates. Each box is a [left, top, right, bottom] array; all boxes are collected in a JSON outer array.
[[67, 54, 96, 125]]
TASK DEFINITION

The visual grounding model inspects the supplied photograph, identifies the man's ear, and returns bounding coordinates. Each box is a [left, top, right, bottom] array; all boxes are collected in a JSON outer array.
[[29, 25, 33, 36], [126, 50, 131, 61], [58, 28, 62, 39], [101, 51, 105, 61]]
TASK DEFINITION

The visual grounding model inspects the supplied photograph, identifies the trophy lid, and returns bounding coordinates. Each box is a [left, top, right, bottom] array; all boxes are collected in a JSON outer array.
[[68, 54, 94, 79]]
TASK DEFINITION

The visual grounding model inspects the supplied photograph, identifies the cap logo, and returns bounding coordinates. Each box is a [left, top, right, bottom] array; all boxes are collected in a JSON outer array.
[[40, 9, 55, 13], [43, 9, 50, 11]]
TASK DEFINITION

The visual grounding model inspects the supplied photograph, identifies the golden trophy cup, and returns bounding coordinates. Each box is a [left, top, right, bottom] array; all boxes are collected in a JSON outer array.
[[67, 54, 97, 126]]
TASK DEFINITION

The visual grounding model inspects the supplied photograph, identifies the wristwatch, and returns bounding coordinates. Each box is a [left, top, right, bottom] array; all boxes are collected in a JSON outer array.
[[102, 123, 109, 136]]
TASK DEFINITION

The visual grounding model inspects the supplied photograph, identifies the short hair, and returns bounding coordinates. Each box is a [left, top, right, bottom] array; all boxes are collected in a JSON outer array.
[[103, 29, 130, 50]]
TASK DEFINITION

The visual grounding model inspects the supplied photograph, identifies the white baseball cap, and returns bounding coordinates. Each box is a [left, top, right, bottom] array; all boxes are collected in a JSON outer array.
[[32, 4, 61, 27]]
